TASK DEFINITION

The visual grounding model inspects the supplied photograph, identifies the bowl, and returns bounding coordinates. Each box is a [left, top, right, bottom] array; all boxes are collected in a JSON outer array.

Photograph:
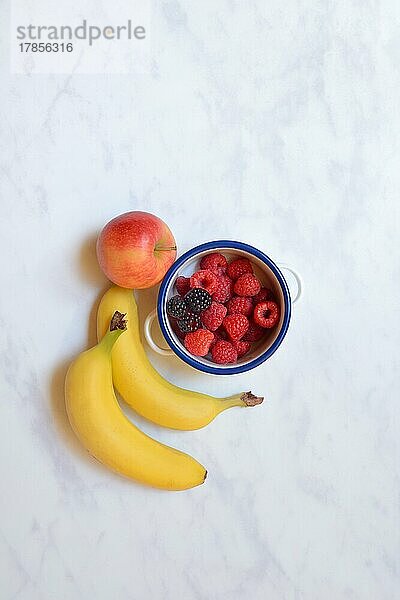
[[144, 240, 301, 375]]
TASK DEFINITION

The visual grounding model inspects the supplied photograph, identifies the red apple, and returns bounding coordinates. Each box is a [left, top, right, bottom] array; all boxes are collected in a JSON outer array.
[[96, 211, 177, 289]]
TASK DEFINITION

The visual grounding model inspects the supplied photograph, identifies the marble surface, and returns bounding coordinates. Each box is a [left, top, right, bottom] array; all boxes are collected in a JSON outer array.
[[1, 1, 400, 598]]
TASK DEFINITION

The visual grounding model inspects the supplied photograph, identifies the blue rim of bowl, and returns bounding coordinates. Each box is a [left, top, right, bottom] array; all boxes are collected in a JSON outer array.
[[157, 240, 291, 375]]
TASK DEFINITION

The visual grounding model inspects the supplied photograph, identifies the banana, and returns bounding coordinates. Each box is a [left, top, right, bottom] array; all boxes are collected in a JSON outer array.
[[65, 311, 207, 491], [97, 286, 263, 430]]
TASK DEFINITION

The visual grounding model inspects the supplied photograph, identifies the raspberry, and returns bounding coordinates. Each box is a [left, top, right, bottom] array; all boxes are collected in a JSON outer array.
[[201, 301, 227, 331], [227, 296, 253, 316], [242, 320, 265, 342], [253, 301, 280, 328], [184, 329, 214, 357], [175, 276, 191, 296], [209, 327, 228, 350], [234, 273, 261, 297], [226, 257, 253, 281], [200, 252, 228, 275], [184, 288, 212, 313], [211, 340, 238, 364], [253, 287, 274, 304], [177, 312, 201, 333], [166, 295, 188, 319], [212, 275, 233, 303], [190, 269, 218, 294], [232, 340, 252, 358], [223, 314, 249, 341]]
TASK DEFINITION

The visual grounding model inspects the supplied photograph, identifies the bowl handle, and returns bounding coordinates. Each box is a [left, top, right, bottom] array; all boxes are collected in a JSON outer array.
[[144, 309, 175, 355], [277, 264, 303, 304]]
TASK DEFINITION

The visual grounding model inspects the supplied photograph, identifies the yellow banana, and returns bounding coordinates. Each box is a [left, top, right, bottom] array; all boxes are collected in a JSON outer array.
[[65, 311, 207, 491], [97, 286, 263, 430]]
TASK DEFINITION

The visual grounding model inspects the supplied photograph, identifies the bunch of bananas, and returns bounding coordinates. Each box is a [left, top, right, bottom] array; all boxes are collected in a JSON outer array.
[[65, 286, 263, 491]]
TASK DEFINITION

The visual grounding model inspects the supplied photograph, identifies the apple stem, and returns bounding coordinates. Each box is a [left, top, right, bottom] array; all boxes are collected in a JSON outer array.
[[154, 245, 177, 252]]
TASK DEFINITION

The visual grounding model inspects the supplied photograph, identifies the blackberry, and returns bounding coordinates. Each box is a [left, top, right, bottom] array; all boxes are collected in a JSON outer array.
[[184, 288, 212, 313], [167, 295, 188, 319], [177, 312, 201, 333]]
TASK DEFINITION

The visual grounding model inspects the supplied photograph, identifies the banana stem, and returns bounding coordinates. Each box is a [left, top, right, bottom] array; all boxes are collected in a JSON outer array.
[[110, 311, 127, 331], [219, 391, 264, 412], [99, 312, 127, 353]]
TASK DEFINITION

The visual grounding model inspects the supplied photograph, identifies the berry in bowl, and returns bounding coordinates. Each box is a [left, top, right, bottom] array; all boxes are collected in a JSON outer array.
[[166, 260, 281, 363], [144, 241, 301, 375]]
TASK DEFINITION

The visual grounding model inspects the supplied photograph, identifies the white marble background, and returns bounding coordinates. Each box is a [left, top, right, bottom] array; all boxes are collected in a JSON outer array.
[[1, 1, 400, 599]]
